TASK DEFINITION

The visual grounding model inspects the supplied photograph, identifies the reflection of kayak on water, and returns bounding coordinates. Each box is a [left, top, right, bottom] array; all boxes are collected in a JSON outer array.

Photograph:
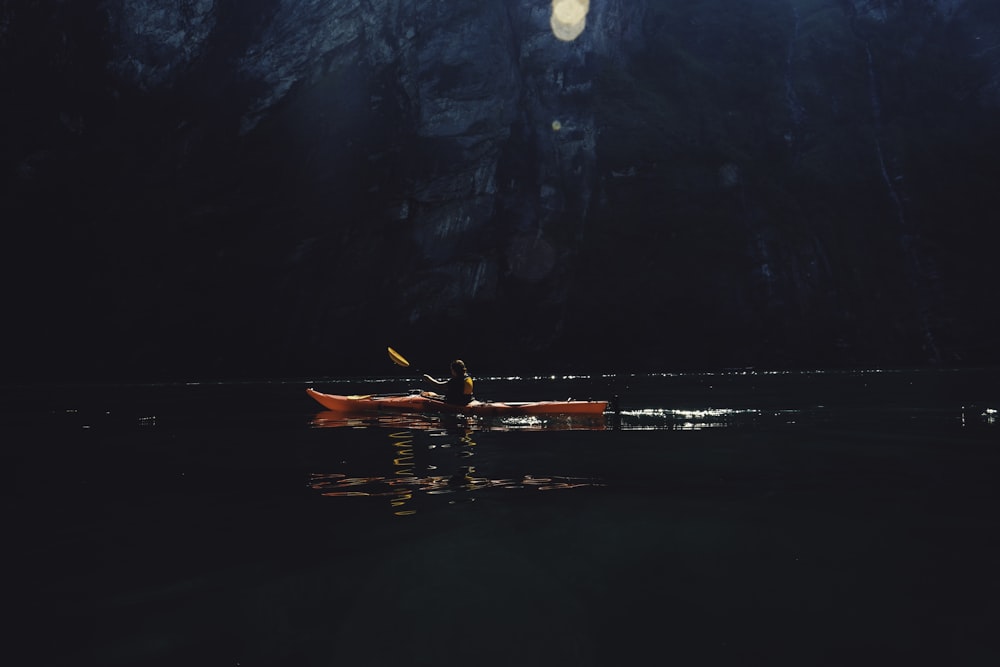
[[310, 409, 607, 432], [306, 388, 608, 417]]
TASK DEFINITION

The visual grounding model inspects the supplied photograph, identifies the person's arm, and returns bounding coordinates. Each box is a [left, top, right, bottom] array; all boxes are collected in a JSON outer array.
[[423, 374, 446, 386]]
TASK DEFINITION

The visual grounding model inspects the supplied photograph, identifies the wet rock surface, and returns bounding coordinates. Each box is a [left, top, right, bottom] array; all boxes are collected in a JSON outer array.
[[2, 0, 998, 380]]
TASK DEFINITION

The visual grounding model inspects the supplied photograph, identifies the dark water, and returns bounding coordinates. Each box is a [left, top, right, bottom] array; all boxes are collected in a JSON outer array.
[[4, 368, 999, 666]]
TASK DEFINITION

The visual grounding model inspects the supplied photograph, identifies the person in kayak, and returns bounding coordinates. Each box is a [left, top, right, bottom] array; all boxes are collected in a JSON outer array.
[[422, 359, 475, 406]]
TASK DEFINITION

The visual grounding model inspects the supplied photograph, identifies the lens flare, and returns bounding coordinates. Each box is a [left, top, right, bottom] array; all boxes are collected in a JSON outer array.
[[550, 0, 589, 42], [551, 120, 562, 131]]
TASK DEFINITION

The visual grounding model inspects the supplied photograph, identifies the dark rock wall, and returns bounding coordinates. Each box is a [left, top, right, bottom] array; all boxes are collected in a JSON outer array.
[[2, 0, 998, 380]]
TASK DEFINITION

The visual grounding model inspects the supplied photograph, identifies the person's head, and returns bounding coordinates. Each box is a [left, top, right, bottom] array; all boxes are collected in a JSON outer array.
[[450, 359, 467, 376]]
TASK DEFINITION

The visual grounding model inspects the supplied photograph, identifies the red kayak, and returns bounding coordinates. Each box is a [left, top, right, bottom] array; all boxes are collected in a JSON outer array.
[[306, 388, 608, 417]]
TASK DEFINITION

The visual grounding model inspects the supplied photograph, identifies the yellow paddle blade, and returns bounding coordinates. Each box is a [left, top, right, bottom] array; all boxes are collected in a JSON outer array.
[[387, 346, 411, 368]]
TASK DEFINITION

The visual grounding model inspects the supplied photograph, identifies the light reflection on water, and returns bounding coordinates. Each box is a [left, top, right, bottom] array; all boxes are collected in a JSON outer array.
[[615, 407, 772, 430], [308, 420, 605, 516], [310, 410, 607, 432], [309, 471, 605, 517], [304, 404, 807, 516], [310, 406, 793, 432], [305, 402, 803, 517]]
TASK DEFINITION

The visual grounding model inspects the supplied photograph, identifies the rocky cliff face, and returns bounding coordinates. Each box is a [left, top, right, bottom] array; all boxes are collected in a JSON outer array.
[[3, 0, 998, 380]]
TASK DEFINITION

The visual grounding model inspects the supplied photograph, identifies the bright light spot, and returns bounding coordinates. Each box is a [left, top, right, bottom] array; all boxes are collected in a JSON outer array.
[[551, 119, 562, 131], [553, 0, 587, 23], [550, 0, 589, 42]]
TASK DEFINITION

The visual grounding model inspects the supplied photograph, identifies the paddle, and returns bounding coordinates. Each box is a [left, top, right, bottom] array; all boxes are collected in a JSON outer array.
[[388, 346, 418, 373], [389, 346, 446, 398], [389, 345, 432, 380]]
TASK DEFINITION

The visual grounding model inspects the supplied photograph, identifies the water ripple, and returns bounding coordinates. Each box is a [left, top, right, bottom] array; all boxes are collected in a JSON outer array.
[[309, 470, 604, 516]]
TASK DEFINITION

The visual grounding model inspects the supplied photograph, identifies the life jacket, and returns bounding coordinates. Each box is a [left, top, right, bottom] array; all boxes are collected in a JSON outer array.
[[445, 373, 474, 405]]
